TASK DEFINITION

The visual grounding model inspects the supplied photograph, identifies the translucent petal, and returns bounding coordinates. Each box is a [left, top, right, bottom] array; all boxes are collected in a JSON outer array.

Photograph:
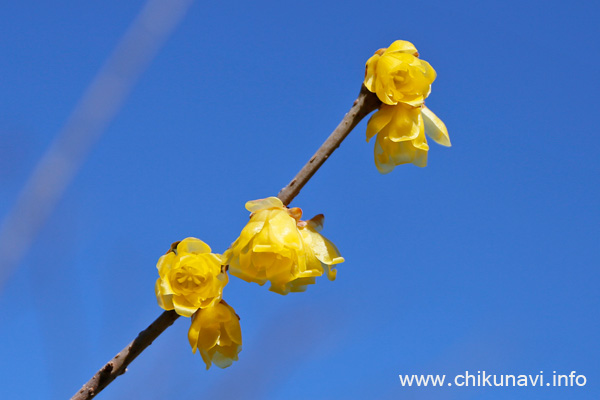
[[203, 253, 223, 266], [422, 106, 451, 146], [412, 148, 428, 167], [156, 252, 175, 275], [306, 214, 324, 233], [230, 217, 267, 256], [212, 351, 235, 369], [177, 237, 211, 255], [374, 134, 396, 174], [302, 224, 344, 266], [245, 197, 283, 213], [375, 133, 429, 172], [266, 210, 303, 249]]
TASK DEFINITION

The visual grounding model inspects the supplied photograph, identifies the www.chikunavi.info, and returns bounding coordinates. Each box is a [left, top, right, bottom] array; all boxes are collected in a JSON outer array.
[[398, 371, 587, 387]]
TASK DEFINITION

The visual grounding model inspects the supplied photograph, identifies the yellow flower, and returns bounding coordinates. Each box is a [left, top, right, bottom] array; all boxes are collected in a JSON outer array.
[[155, 237, 227, 317], [188, 301, 242, 369], [364, 40, 436, 106], [367, 103, 450, 173], [297, 214, 344, 282], [224, 197, 344, 295]]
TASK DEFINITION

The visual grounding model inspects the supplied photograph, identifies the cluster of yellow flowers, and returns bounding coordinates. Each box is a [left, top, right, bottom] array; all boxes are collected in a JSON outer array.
[[154, 39, 449, 371], [364, 40, 451, 173], [155, 238, 240, 369], [155, 197, 343, 369]]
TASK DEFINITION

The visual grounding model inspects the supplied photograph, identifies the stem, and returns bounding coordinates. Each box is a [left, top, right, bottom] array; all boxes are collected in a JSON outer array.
[[71, 311, 179, 400], [71, 84, 380, 400], [277, 85, 380, 206]]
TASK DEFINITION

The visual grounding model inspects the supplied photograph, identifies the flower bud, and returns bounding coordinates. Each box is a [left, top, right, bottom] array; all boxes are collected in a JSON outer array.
[[188, 301, 242, 369]]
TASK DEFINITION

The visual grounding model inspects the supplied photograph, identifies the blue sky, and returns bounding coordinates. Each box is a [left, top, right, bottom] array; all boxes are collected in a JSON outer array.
[[1, 0, 599, 399]]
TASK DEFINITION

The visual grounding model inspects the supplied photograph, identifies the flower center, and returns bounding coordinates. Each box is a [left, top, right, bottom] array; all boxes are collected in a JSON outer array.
[[174, 264, 206, 293]]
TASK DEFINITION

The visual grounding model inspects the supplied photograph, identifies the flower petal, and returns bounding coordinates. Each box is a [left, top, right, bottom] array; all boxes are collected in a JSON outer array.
[[364, 54, 380, 92], [304, 217, 344, 267], [177, 237, 212, 255], [173, 295, 200, 317], [374, 134, 396, 174], [384, 104, 421, 143], [385, 40, 418, 56], [422, 106, 451, 147], [245, 197, 283, 213], [375, 132, 429, 172], [306, 214, 324, 232], [156, 252, 175, 275], [366, 106, 393, 142], [155, 279, 174, 311]]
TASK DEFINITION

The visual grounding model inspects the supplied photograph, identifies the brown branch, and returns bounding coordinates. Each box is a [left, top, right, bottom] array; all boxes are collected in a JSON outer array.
[[71, 311, 179, 400], [71, 84, 380, 400], [277, 84, 381, 205]]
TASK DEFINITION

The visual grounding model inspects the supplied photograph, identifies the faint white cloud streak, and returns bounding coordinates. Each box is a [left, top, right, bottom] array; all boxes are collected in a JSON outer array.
[[0, 0, 195, 291]]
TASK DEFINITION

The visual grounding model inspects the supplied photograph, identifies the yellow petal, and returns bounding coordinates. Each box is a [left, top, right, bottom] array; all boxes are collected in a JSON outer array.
[[223, 305, 242, 344], [374, 134, 396, 174], [412, 113, 429, 151], [384, 104, 421, 143], [287, 276, 317, 293], [364, 54, 380, 92], [228, 217, 268, 257], [385, 40, 418, 56], [374, 56, 402, 105], [375, 133, 429, 173], [199, 350, 213, 370], [366, 106, 393, 142], [155, 279, 174, 311], [411, 147, 428, 167], [419, 59, 437, 86], [173, 295, 200, 317], [156, 252, 175, 276], [245, 197, 283, 213], [177, 237, 211, 255], [303, 217, 344, 267], [195, 324, 220, 352], [401, 97, 426, 107], [265, 210, 303, 249], [422, 106, 451, 147]]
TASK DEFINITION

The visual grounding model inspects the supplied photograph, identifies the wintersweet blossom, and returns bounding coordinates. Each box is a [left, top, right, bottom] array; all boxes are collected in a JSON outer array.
[[155, 237, 228, 317], [188, 301, 242, 369], [364, 40, 436, 107], [223, 197, 344, 295], [367, 103, 450, 172], [364, 40, 450, 172]]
